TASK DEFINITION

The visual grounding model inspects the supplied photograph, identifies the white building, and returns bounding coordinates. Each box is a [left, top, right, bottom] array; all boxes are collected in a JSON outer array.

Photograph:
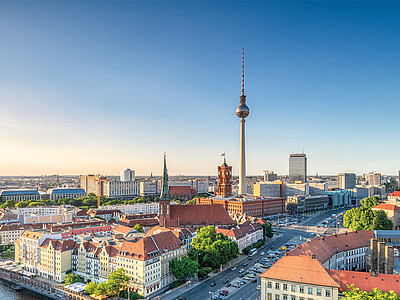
[[103, 180, 140, 198], [120, 168, 135, 182], [100, 203, 159, 215]]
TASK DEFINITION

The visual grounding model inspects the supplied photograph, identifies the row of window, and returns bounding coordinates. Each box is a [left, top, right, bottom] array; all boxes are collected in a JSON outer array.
[[267, 282, 331, 297], [267, 292, 331, 300]]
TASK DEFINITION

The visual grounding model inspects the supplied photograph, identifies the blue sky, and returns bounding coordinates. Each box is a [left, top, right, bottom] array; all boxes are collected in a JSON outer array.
[[0, 1, 399, 176]]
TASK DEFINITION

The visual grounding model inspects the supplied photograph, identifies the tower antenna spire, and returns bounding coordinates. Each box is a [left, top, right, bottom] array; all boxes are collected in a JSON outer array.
[[241, 48, 245, 95]]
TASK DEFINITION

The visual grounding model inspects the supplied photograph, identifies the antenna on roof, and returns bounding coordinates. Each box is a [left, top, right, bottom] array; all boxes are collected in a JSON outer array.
[[241, 48, 245, 95]]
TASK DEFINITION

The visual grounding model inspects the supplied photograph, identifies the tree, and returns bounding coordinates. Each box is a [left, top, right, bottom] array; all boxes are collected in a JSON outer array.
[[64, 273, 83, 285], [262, 222, 273, 239], [186, 199, 196, 205], [198, 267, 212, 278], [343, 284, 400, 299], [170, 255, 199, 282], [133, 224, 144, 233], [0, 200, 16, 208], [107, 268, 130, 296], [373, 210, 393, 230], [15, 201, 29, 208], [190, 226, 239, 269], [85, 282, 98, 295], [360, 196, 380, 209], [94, 282, 111, 297]]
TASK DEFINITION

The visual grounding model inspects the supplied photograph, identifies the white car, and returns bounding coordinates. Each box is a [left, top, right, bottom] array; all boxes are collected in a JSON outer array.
[[260, 252, 264, 255], [231, 266, 237, 271]]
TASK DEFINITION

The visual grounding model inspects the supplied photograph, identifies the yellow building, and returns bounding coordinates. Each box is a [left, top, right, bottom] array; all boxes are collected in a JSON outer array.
[[39, 239, 75, 282]]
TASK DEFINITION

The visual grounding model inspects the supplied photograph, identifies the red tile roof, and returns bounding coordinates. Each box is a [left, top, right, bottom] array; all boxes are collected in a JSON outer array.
[[260, 255, 340, 288], [40, 238, 76, 252], [288, 231, 374, 264], [113, 224, 134, 235], [327, 269, 400, 294], [165, 204, 234, 227], [372, 203, 400, 211], [216, 222, 262, 240], [389, 191, 400, 197]]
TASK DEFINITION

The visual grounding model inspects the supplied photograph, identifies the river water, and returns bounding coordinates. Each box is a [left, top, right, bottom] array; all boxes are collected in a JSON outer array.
[[0, 279, 51, 300]]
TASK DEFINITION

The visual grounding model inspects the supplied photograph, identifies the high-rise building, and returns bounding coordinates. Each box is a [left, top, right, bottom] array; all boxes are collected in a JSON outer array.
[[236, 48, 250, 195], [289, 153, 307, 183], [120, 168, 135, 181], [368, 171, 381, 186], [338, 173, 356, 189]]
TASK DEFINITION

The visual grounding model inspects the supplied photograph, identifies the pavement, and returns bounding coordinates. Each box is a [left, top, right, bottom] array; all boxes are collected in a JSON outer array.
[[161, 208, 349, 300]]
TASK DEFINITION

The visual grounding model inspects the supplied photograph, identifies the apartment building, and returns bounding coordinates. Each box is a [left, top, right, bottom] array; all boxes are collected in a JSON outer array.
[[39, 239, 76, 282], [215, 221, 263, 252], [145, 226, 197, 250], [0, 224, 42, 246]]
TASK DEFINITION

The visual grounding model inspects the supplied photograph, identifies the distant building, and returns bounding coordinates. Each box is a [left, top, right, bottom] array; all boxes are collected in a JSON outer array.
[[289, 153, 307, 183], [284, 183, 308, 197], [100, 203, 159, 215], [120, 168, 135, 181], [368, 171, 381, 186], [372, 203, 400, 229], [80, 174, 140, 198], [47, 188, 86, 201], [308, 182, 328, 195], [286, 195, 330, 214], [325, 190, 351, 207], [216, 159, 233, 197], [264, 170, 277, 182], [388, 191, 400, 205], [0, 189, 41, 202], [338, 173, 356, 189]]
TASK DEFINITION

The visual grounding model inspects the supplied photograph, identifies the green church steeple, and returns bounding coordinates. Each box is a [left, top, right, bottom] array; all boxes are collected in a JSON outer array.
[[160, 152, 170, 201]]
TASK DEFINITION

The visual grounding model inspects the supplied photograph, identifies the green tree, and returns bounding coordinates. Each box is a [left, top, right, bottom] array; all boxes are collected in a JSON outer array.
[[85, 282, 98, 295], [360, 196, 380, 209], [189, 226, 239, 269], [373, 210, 393, 230], [343, 284, 400, 299], [94, 282, 111, 297], [107, 268, 130, 296], [262, 222, 273, 239], [64, 273, 83, 285], [0, 200, 16, 208], [15, 201, 29, 208], [186, 199, 196, 205], [133, 224, 144, 233], [198, 267, 212, 278], [170, 255, 199, 281]]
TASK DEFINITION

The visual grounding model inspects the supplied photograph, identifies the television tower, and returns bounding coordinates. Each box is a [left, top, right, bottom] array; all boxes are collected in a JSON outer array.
[[236, 48, 250, 195]]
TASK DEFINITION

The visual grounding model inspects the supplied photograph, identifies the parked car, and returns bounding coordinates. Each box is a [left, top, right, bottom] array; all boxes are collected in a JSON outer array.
[[251, 279, 257, 283], [231, 266, 237, 271], [210, 281, 216, 287], [223, 278, 229, 284], [225, 283, 231, 287]]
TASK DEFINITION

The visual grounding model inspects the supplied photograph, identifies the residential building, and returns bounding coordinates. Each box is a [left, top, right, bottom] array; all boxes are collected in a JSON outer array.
[[215, 221, 263, 252], [289, 153, 307, 183], [103, 180, 140, 198], [140, 181, 158, 196], [0, 189, 41, 202], [11, 206, 63, 216], [284, 183, 308, 197], [100, 203, 159, 215], [0, 224, 42, 246], [80, 174, 107, 196], [338, 173, 356, 189], [20, 212, 73, 225], [120, 168, 135, 182], [87, 209, 121, 221], [260, 255, 400, 300], [387, 191, 400, 205], [47, 188, 86, 201], [39, 239, 76, 282], [145, 226, 197, 250], [372, 204, 400, 229]]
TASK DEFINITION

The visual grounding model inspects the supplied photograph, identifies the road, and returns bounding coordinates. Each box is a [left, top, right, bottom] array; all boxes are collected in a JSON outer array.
[[174, 208, 347, 300]]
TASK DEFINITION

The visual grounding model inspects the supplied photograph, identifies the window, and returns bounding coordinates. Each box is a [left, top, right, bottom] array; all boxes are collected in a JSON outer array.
[[275, 282, 280, 289], [317, 288, 321, 296], [291, 285, 296, 292], [291, 297, 296, 300], [308, 287, 313, 295], [283, 284, 288, 291], [275, 295, 280, 300], [283, 295, 288, 300], [267, 293, 272, 300], [268, 281, 272, 288], [326, 290, 331, 297], [300, 286, 304, 293]]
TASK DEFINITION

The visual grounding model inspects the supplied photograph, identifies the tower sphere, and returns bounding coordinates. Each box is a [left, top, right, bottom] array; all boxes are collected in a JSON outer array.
[[236, 103, 250, 118]]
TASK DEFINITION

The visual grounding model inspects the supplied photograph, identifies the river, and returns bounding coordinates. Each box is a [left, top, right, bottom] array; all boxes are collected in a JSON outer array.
[[0, 279, 51, 300]]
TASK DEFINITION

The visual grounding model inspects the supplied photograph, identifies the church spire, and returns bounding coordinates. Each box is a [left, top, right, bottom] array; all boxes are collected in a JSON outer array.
[[160, 152, 170, 201]]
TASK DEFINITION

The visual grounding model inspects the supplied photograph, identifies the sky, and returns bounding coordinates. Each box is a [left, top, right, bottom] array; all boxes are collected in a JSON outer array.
[[0, 1, 400, 177]]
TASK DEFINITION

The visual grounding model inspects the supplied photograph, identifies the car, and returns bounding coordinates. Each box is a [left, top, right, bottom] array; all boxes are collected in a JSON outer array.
[[248, 257, 253, 260], [223, 278, 229, 284], [239, 274, 244, 278], [257, 285, 261, 290], [232, 282, 240, 288], [221, 290, 229, 294], [225, 283, 231, 287], [231, 266, 237, 271], [239, 268, 244, 273], [243, 263, 248, 267], [219, 291, 227, 296], [260, 252, 264, 255], [210, 281, 216, 287], [251, 279, 257, 283]]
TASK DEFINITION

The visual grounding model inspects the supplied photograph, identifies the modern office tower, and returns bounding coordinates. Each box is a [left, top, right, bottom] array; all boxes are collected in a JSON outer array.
[[289, 153, 307, 183], [368, 171, 381, 186], [236, 48, 250, 195], [263, 170, 278, 182], [120, 168, 135, 181], [338, 173, 356, 189]]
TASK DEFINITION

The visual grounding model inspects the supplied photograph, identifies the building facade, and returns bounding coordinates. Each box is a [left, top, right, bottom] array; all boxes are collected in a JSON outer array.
[[0, 189, 41, 202], [120, 168, 135, 182], [47, 188, 86, 201], [338, 173, 356, 189], [289, 153, 307, 183]]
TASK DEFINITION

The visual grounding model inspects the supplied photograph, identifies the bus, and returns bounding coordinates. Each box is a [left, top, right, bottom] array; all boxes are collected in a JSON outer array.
[[249, 248, 257, 256]]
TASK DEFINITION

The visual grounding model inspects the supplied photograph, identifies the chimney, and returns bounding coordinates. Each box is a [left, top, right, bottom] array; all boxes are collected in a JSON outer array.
[[370, 270, 378, 277], [378, 242, 386, 273], [312, 254, 316, 259], [345, 231, 348, 235], [385, 245, 394, 274], [371, 238, 378, 273]]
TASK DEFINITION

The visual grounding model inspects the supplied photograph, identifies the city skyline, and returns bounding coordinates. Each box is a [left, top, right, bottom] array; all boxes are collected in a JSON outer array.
[[1, 2, 400, 176]]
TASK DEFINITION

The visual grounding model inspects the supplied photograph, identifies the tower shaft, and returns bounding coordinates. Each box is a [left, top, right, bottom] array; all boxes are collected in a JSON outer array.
[[239, 118, 246, 195]]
